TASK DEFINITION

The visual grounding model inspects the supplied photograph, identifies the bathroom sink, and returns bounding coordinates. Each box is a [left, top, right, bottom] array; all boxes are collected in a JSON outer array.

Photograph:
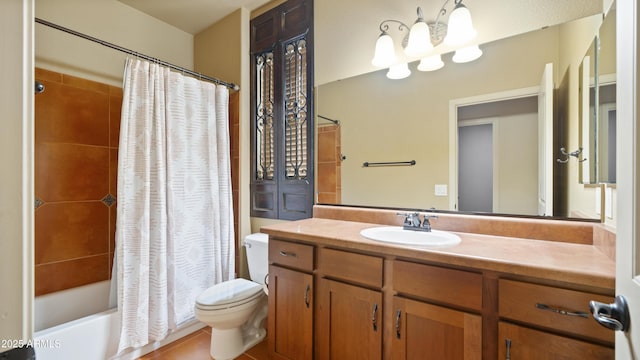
[[360, 226, 461, 247]]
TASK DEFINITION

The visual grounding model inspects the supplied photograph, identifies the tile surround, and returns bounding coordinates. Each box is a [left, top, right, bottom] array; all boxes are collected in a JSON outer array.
[[36, 142, 110, 202], [35, 201, 109, 264], [316, 124, 341, 205], [35, 254, 110, 296], [35, 68, 121, 295], [33, 69, 241, 297]]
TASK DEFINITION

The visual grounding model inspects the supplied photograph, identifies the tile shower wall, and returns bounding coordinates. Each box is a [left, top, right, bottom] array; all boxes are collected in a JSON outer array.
[[316, 124, 341, 204], [34, 68, 121, 296], [34, 68, 241, 294]]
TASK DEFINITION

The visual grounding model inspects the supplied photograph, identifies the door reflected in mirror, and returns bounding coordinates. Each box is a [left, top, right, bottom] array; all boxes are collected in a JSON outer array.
[[579, 7, 616, 185]]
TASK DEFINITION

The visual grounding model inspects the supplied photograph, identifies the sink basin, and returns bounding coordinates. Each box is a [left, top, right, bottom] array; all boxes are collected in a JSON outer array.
[[360, 226, 462, 247]]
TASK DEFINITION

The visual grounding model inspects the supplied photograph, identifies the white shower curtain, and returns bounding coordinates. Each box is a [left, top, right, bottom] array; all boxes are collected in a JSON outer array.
[[115, 58, 234, 352]]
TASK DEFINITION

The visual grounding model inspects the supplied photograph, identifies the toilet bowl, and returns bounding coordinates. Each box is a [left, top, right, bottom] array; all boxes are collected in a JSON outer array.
[[194, 233, 268, 360]]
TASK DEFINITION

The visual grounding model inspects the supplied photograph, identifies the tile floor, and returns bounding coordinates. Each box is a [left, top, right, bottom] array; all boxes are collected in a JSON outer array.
[[137, 328, 268, 360]]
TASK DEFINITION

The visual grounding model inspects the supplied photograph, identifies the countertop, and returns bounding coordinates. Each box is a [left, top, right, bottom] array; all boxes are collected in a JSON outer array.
[[261, 217, 615, 292]]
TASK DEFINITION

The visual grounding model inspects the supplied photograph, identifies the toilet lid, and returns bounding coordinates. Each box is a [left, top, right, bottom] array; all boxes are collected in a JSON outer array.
[[196, 278, 262, 310]]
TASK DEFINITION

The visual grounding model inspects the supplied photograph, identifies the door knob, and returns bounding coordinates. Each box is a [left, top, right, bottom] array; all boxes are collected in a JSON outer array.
[[589, 295, 630, 331]]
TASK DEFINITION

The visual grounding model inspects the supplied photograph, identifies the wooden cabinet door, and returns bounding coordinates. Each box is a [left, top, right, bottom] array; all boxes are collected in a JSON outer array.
[[392, 296, 482, 360], [498, 322, 614, 359], [268, 265, 313, 360], [316, 278, 382, 360]]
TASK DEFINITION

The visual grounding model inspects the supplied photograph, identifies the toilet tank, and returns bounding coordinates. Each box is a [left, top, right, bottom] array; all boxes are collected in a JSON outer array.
[[244, 233, 268, 285]]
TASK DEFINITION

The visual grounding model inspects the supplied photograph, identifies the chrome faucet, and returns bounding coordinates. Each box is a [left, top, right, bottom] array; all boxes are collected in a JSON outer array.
[[397, 212, 437, 232]]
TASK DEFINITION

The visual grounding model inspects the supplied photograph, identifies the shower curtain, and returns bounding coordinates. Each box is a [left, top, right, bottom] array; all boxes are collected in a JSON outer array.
[[115, 58, 234, 352]]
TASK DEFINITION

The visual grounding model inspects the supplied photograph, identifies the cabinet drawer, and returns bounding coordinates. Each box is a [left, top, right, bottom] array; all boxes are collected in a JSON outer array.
[[269, 239, 314, 272], [393, 261, 482, 311], [498, 279, 614, 343], [498, 322, 614, 359], [318, 248, 383, 288]]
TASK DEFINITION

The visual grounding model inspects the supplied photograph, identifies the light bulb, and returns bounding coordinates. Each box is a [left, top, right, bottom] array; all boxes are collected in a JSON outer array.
[[386, 63, 411, 79], [444, 3, 477, 47], [417, 54, 444, 71], [404, 21, 433, 58], [372, 33, 396, 68], [452, 45, 482, 63]]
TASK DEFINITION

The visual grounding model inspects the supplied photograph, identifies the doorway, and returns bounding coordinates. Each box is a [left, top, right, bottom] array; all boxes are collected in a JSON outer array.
[[452, 92, 539, 215], [458, 122, 493, 212]]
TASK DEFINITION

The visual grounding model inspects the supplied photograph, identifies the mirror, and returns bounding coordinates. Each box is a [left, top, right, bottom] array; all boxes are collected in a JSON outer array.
[[315, 6, 614, 220], [580, 7, 617, 185], [579, 38, 597, 184], [597, 8, 617, 184]]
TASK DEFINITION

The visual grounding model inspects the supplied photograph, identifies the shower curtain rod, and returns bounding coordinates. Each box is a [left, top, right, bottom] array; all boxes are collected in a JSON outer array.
[[35, 17, 240, 91]]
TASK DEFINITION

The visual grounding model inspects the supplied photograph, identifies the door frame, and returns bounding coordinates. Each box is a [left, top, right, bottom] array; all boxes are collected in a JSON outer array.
[[448, 86, 539, 212]]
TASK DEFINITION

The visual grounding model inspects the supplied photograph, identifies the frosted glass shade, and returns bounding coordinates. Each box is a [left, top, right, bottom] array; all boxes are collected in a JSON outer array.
[[443, 4, 477, 47], [452, 45, 483, 63], [386, 63, 411, 79], [372, 33, 396, 67], [404, 21, 433, 58], [417, 54, 444, 71]]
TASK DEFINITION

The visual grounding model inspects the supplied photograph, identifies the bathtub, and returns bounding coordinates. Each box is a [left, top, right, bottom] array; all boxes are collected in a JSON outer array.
[[33, 280, 205, 360], [35, 280, 115, 332]]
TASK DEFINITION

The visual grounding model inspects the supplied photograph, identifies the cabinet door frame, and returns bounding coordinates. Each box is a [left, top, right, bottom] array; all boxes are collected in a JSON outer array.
[[392, 296, 482, 360], [316, 278, 383, 360], [268, 265, 314, 360], [498, 321, 614, 359]]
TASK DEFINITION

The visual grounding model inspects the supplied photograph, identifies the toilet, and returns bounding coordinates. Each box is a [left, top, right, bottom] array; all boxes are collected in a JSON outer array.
[[195, 233, 269, 360]]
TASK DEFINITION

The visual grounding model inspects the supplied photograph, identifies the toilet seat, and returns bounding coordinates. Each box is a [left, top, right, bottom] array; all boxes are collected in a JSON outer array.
[[196, 278, 263, 311]]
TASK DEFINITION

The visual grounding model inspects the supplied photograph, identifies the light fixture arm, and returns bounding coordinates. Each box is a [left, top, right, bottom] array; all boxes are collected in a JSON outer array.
[[433, 0, 455, 28], [378, 19, 410, 34]]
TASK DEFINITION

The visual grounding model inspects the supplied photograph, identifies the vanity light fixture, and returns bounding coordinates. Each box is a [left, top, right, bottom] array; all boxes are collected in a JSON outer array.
[[371, 0, 481, 79]]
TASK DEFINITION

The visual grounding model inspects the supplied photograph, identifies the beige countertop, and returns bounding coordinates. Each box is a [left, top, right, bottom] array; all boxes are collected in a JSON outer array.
[[261, 217, 615, 293]]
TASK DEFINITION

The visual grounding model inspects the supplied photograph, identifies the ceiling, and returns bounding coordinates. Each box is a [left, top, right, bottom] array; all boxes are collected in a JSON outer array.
[[118, 0, 272, 34]]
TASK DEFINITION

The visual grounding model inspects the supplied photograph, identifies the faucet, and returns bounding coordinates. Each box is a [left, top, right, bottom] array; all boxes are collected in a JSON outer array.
[[397, 212, 437, 232]]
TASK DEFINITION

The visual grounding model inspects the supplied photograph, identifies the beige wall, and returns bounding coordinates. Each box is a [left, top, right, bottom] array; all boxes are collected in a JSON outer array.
[[35, 0, 194, 86], [1, 0, 34, 347], [195, 9, 243, 87]]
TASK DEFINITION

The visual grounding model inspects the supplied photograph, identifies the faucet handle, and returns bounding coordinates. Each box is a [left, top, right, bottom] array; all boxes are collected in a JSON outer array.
[[420, 214, 438, 231], [397, 212, 420, 227]]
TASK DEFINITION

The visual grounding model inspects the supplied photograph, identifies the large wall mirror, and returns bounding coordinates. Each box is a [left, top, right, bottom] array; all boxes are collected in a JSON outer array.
[[314, 0, 616, 221]]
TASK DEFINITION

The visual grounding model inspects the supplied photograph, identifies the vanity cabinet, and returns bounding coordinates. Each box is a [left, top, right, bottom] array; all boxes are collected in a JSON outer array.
[[498, 279, 614, 359], [268, 239, 315, 360], [266, 231, 614, 360], [392, 260, 483, 360], [316, 248, 384, 359]]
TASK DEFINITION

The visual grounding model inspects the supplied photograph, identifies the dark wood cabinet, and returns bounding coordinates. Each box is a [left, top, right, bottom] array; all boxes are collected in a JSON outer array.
[[316, 278, 382, 359]]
